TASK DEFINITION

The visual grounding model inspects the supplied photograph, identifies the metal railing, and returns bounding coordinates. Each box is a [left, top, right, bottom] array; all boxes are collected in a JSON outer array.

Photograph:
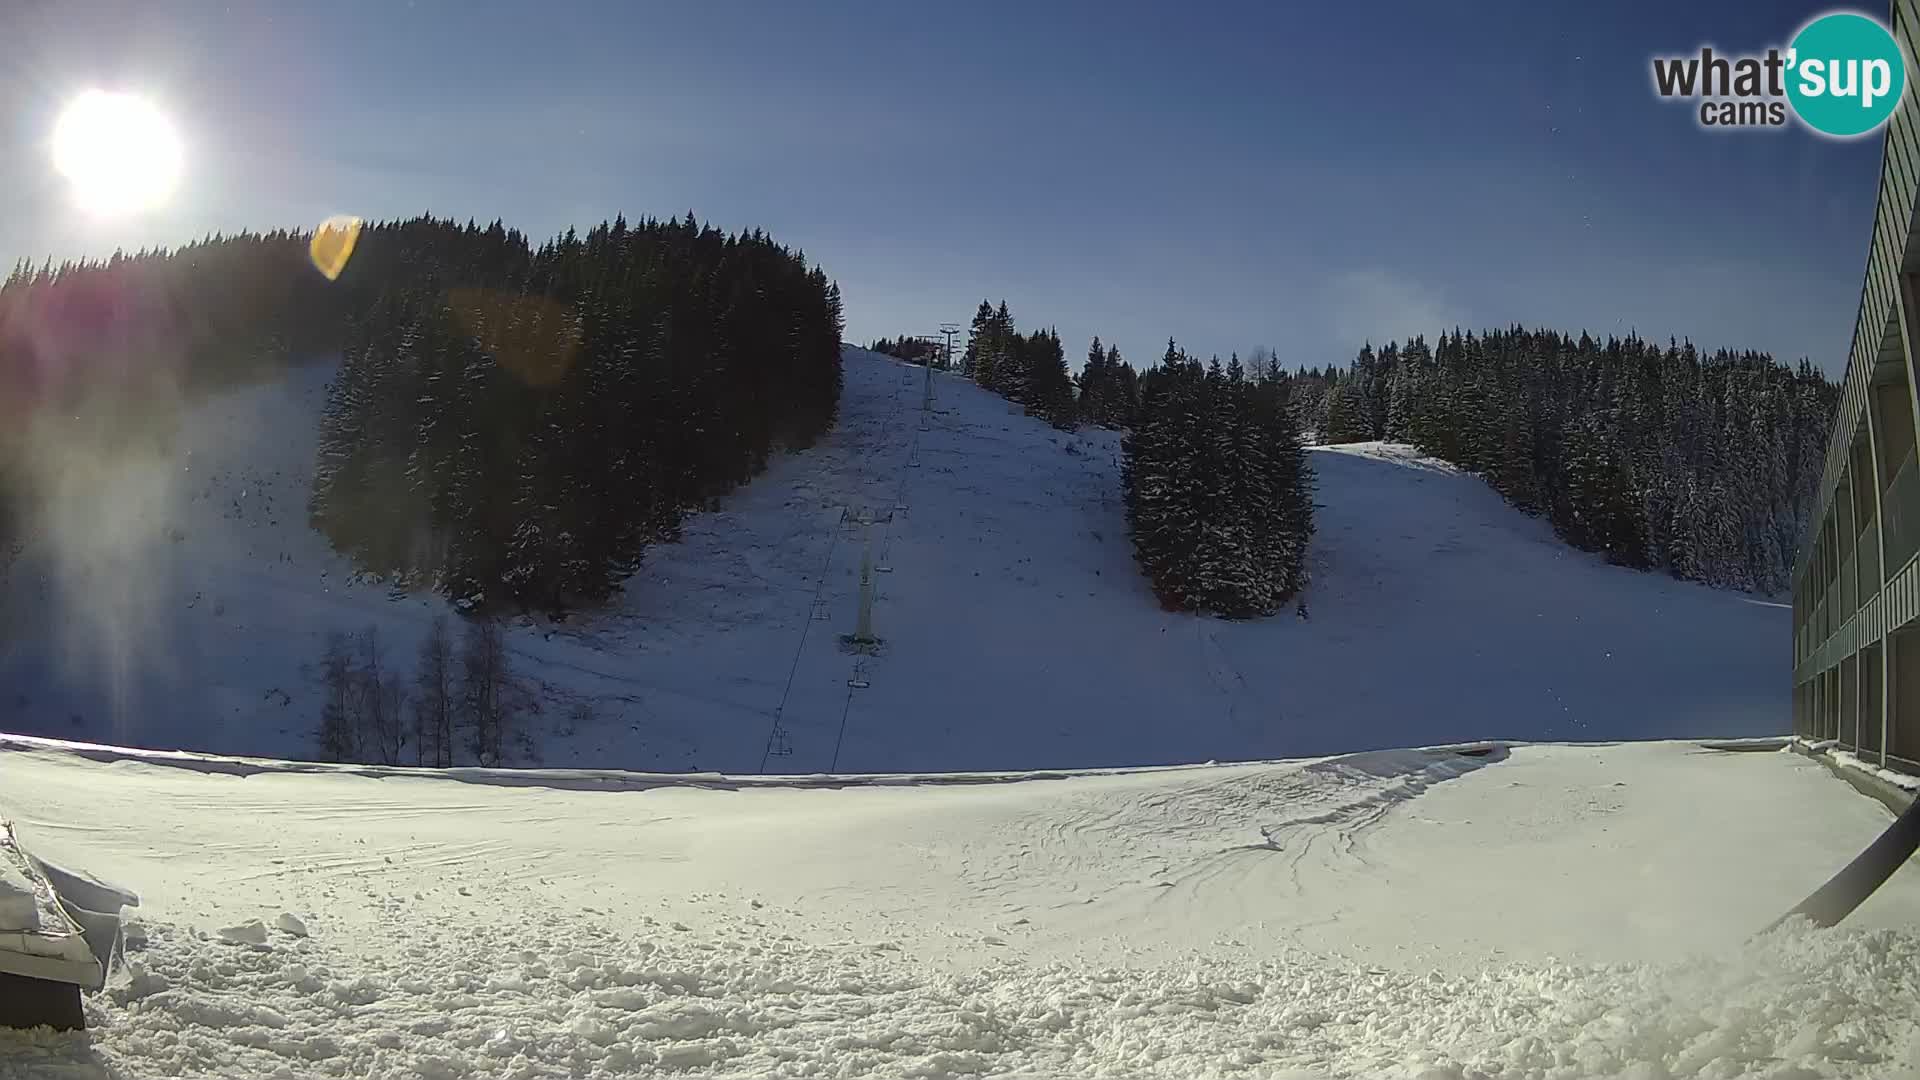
[[1862, 647, 1885, 756], [1859, 518, 1880, 609], [1842, 550, 1859, 620], [1883, 453, 1920, 580]]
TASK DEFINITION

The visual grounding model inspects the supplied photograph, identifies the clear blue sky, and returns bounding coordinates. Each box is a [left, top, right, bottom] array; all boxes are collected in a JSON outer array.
[[0, 0, 1887, 375]]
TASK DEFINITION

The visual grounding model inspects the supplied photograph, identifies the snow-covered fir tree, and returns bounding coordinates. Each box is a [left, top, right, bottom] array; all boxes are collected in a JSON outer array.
[[1075, 337, 1140, 429], [1021, 327, 1076, 429], [1123, 342, 1314, 616], [959, 302, 1083, 429]]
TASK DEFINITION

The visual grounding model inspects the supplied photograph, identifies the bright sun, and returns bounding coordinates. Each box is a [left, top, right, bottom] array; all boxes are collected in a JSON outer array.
[[51, 90, 184, 217]]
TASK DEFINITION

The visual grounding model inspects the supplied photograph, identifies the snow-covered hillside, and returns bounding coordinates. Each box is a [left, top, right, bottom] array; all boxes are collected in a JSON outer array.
[[0, 735, 1916, 1078], [1, 347, 1785, 771]]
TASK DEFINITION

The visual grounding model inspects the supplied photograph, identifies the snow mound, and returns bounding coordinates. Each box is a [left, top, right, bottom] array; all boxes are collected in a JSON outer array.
[[1831, 747, 1920, 793], [217, 919, 269, 946], [0, 911, 1915, 1079]]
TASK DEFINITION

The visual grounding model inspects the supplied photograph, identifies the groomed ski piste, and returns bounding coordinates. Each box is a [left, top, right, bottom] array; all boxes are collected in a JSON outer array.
[[1, 735, 1919, 1077], [2, 347, 1916, 1077]]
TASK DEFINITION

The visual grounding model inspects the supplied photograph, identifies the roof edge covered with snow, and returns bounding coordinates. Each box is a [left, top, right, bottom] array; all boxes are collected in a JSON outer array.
[[0, 730, 1524, 792]]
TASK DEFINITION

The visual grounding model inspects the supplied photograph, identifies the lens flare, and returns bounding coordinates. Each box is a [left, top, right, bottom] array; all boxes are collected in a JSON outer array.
[[310, 215, 363, 281]]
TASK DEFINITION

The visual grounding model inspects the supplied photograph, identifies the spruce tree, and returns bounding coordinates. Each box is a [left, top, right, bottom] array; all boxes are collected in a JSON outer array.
[[1111, 346, 1139, 427], [1122, 342, 1314, 616], [1025, 328, 1076, 428], [1348, 344, 1384, 440], [1077, 335, 1110, 425], [1371, 343, 1402, 442], [992, 304, 1028, 402], [1322, 380, 1360, 444], [961, 300, 994, 380]]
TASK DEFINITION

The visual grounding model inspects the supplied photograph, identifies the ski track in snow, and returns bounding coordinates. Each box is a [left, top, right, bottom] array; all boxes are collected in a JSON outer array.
[[3, 348, 1787, 775]]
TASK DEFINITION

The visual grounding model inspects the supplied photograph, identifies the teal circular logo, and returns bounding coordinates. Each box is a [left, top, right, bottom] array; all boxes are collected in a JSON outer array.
[[1787, 13, 1908, 137]]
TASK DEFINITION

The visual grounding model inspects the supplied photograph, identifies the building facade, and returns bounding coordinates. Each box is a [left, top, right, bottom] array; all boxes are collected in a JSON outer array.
[[1791, 0, 1920, 774]]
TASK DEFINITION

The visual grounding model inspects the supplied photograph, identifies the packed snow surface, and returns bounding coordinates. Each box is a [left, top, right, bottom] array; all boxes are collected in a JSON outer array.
[[1, 736, 1918, 1078], [0, 349, 1786, 773]]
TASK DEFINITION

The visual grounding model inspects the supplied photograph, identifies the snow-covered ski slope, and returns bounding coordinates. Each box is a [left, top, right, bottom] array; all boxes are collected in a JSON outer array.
[[0, 355, 1907, 1076], [0, 347, 1783, 772], [1, 736, 1917, 1078]]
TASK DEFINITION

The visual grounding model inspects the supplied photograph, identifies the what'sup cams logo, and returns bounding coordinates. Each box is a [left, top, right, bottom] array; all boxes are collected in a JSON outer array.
[[1652, 11, 1910, 137]]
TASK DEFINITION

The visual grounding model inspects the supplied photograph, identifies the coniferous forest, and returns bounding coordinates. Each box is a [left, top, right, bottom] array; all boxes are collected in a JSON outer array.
[[0, 215, 845, 618], [945, 303, 1140, 429], [1121, 344, 1315, 616], [946, 307, 1829, 604], [866, 335, 945, 366], [308, 214, 844, 613], [1074, 335, 1141, 430], [954, 301, 1309, 615], [0, 228, 1838, 620], [1290, 329, 1836, 594], [960, 300, 1079, 429]]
